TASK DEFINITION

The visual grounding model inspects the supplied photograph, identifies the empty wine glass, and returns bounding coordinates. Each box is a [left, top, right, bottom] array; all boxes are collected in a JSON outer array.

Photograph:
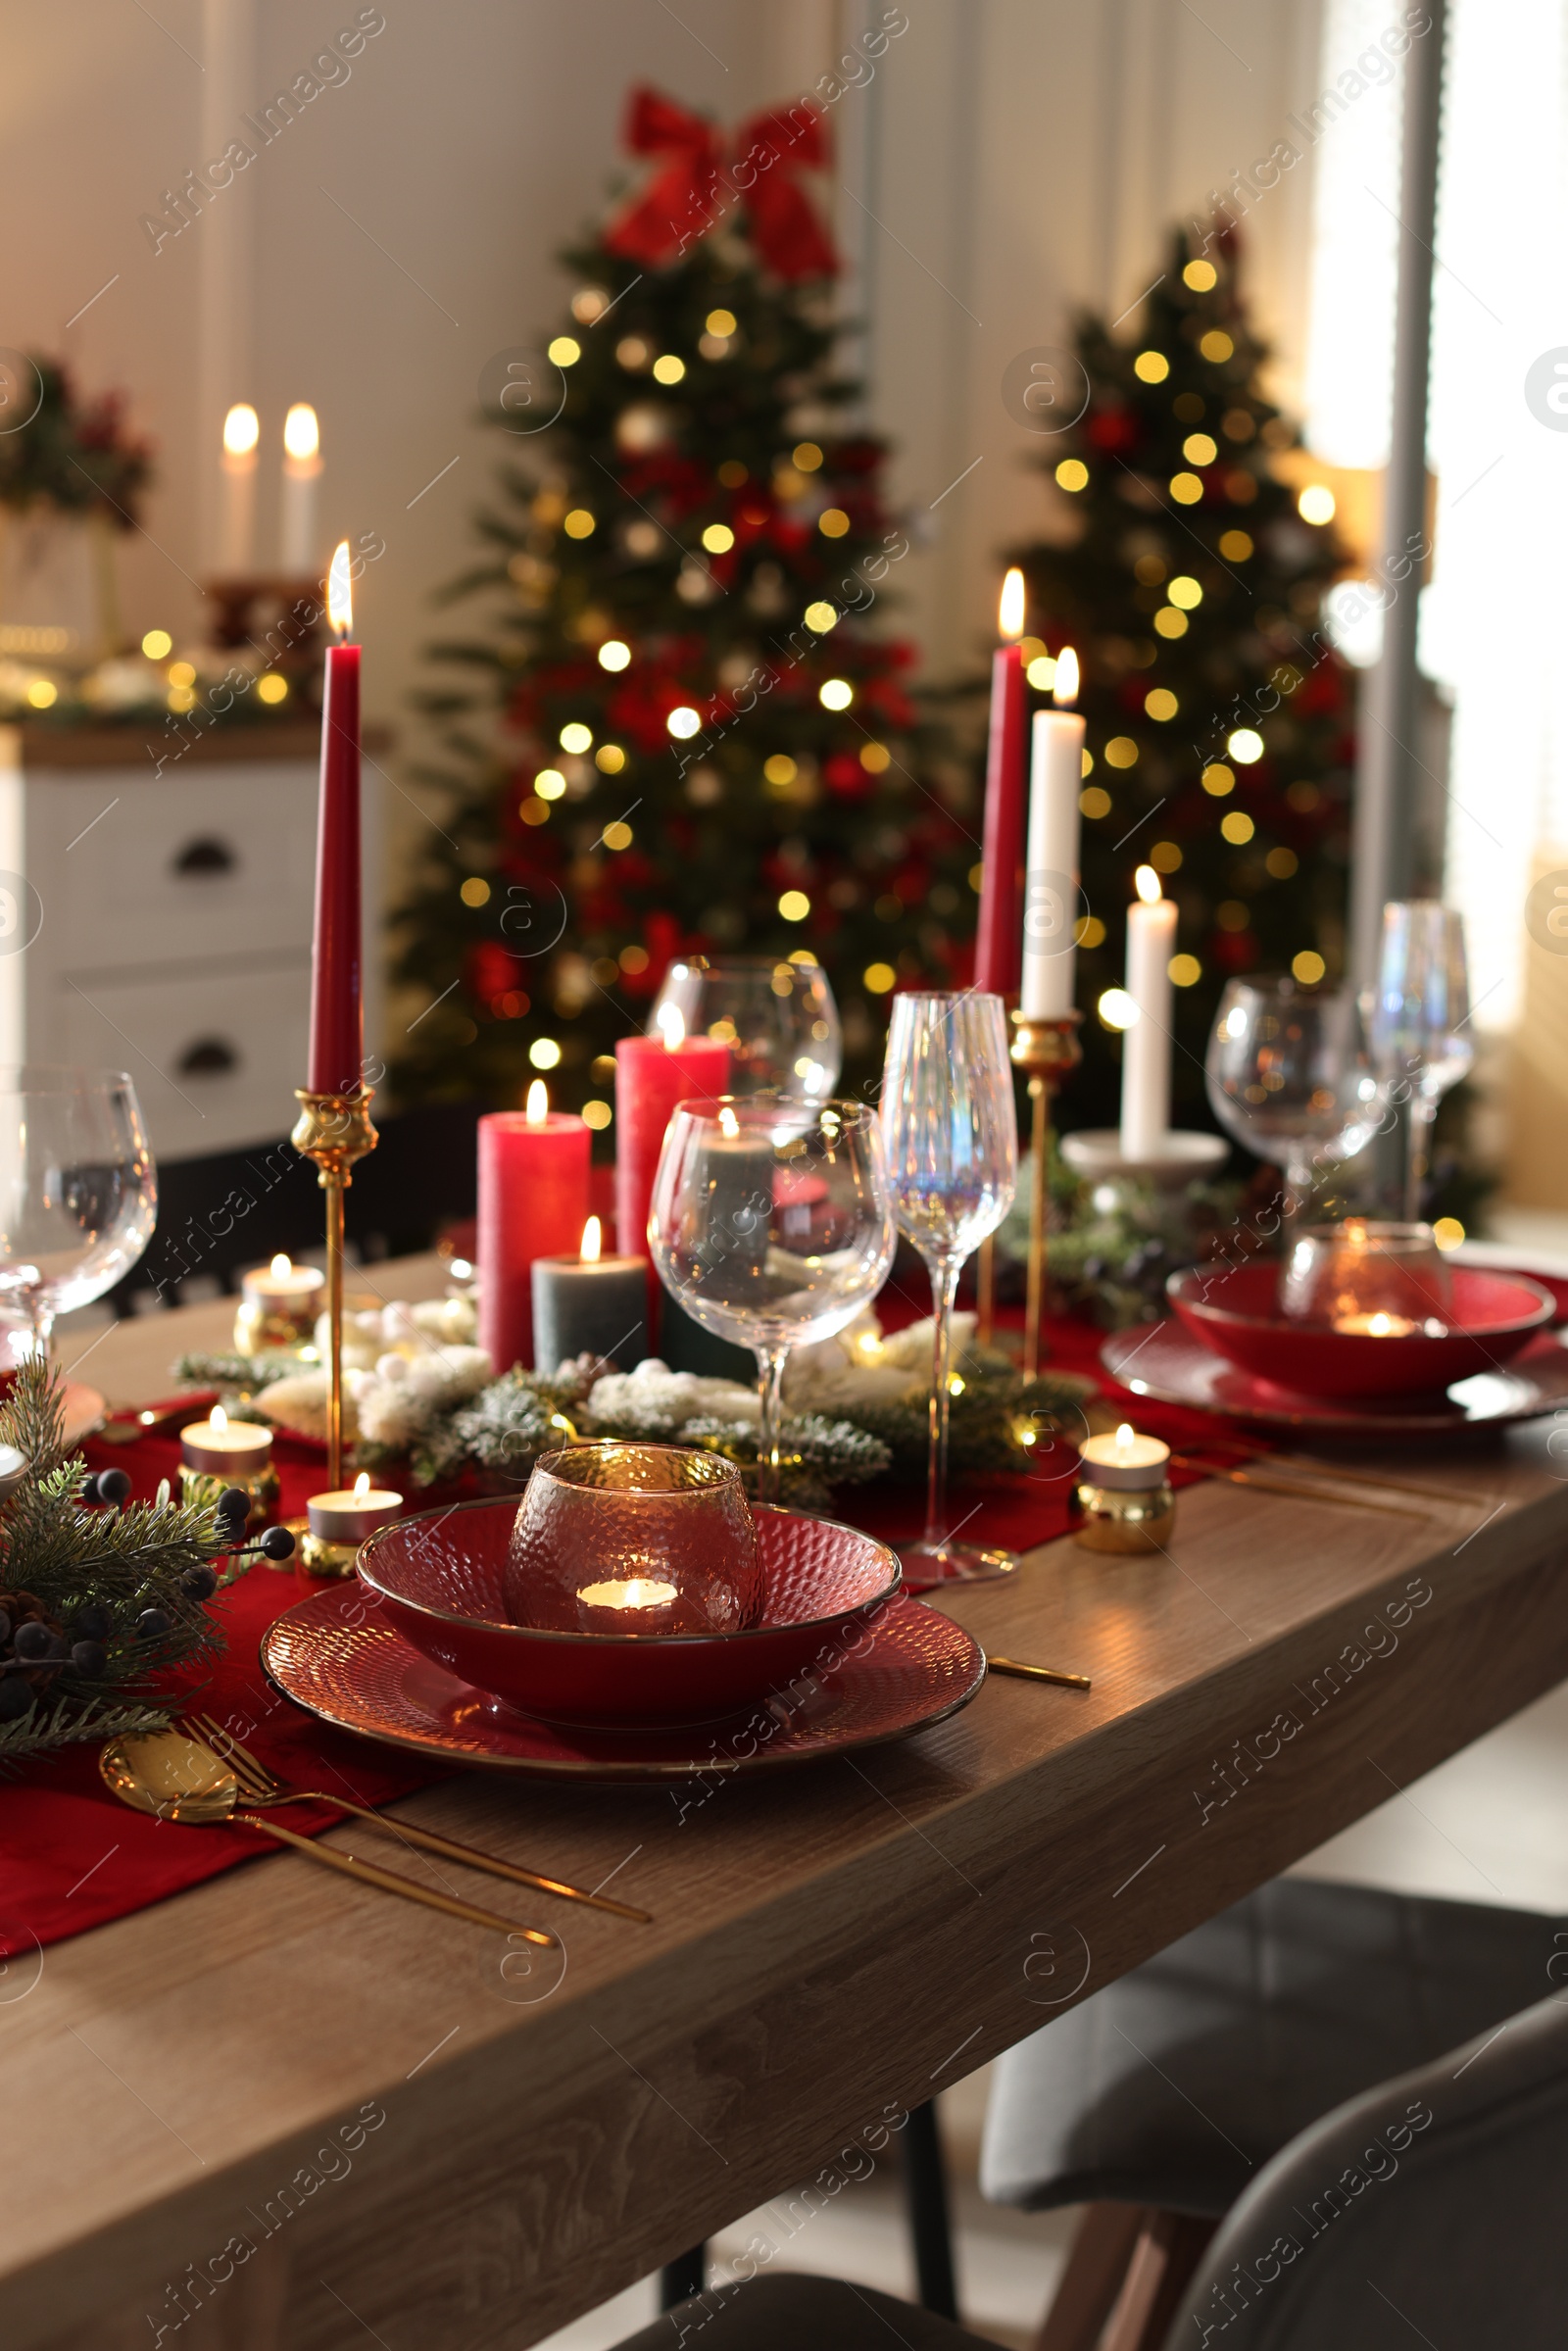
[[649, 955, 842, 1098], [1205, 981, 1383, 1211], [879, 992, 1018, 1589], [649, 1095, 895, 1501], [0, 1068, 157, 1354], [1368, 902, 1473, 1222]]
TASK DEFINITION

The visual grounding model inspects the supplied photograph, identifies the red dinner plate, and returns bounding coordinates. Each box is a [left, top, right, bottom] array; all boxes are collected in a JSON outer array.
[[1104, 1316, 1568, 1436], [260, 1584, 985, 1781], [1167, 1261, 1555, 1400]]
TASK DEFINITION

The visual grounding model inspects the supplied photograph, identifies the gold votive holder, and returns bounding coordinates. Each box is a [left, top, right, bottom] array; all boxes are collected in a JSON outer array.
[[1074, 1424, 1174, 1554], [179, 1412, 278, 1531], [179, 1460, 280, 1532], [1074, 1478, 1176, 1553], [300, 1479, 403, 1579], [232, 1257, 325, 1356]]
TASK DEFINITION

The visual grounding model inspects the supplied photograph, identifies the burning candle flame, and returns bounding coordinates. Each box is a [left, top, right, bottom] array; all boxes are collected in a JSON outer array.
[[1053, 646, 1080, 707], [222, 402, 259, 458], [1135, 864, 1161, 905], [525, 1079, 549, 1123], [658, 1004, 686, 1052], [719, 1105, 740, 1139], [999, 566, 1025, 642], [270, 1253, 292, 1280], [283, 402, 319, 461], [581, 1215, 602, 1263], [1115, 1422, 1136, 1452], [212, 1404, 228, 1433], [353, 1471, 370, 1498], [326, 540, 353, 636]]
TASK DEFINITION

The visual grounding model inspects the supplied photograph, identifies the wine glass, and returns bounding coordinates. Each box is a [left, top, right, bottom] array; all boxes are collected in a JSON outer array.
[[649, 955, 842, 1098], [1205, 981, 1383, 1212], [879, 993, 1018, 1589], [0, 1068, 157, 1354], [648, 1095, 895, 1502], [1367, 903, 1473, 1222]]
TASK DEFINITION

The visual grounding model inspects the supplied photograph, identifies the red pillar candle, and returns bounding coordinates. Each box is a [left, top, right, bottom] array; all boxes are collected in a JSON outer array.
[[973, 567, 1029, 1000], [308, 541, 364, 1096], [615, 1023, 730, 1333], [477, 1081, 592, 1373]]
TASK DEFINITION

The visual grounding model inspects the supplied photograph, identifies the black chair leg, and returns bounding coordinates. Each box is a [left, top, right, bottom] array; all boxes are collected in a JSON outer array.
[[660, 2245, 707, 2310], [903, 2099, 957, 2320]]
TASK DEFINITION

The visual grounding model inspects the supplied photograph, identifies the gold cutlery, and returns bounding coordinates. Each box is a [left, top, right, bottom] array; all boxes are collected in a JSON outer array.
[[987, 1656, 1092, 1690], [1170, 1452, 1432, 1521], [192, 1713, 650, 1923], [1200, 1438, 1492, 1511], [100, 1730, 555, 1942]]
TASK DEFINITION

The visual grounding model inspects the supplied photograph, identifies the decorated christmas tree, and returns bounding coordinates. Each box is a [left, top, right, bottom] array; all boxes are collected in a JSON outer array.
[[1011, 222, 1355, 1130], [392, 88, 974, 1122]]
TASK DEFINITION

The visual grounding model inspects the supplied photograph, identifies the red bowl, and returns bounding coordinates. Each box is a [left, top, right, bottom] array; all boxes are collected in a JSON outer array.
[[356, 1496, 902, 1727], [1167, 1261, 1556, 1399]]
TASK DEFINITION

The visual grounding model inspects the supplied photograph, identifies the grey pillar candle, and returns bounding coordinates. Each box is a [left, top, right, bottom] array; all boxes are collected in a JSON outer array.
[[531, 1218, 650, 1374]]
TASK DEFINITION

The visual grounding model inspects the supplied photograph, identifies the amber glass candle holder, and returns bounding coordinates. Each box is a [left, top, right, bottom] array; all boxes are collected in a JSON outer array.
[[505, 1444, 761, 1636]]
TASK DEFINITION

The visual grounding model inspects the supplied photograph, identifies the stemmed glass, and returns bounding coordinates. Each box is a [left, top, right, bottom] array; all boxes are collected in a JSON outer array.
[[879, 993, 1018, 1589], [1367, 903, 1473, 1222], [649, 1095, 895, 1501], [0, 1068, 157, 1355], [1205, 981, 1383, 1212], [649, 955, 842, 1098]]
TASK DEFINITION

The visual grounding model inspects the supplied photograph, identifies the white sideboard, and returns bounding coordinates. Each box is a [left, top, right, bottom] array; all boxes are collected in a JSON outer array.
[[0, 722, 383, 1163]]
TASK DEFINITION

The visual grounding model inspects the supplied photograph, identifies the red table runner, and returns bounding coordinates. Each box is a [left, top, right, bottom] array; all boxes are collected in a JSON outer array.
[[12, 1266, 1558, 1960]]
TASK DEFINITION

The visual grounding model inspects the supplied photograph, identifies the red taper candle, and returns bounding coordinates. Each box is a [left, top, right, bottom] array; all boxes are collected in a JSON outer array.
[[615, 1020, 730, 1332], [308, 540, 364, 1095], [477, 1082, 591, 1373], [973, 566, 1029, 1000]]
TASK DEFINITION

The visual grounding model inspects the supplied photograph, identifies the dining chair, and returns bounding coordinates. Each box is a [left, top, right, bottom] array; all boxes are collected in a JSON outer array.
[[627, 2269, 995, 2351], [980, 1877, 1563, 2348]]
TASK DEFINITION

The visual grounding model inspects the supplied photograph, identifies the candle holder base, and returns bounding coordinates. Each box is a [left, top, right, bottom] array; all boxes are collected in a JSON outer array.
[[299, 1529, 363, 1580], [897, 1537, 1018, 1592], [1010, 1011, 1084, 1380], [180, 1462, 279, 1532], [1059, 1130, 1229, 1192], [292, 1087, 379, 1494], [1074, 1480, 1176, 1553]]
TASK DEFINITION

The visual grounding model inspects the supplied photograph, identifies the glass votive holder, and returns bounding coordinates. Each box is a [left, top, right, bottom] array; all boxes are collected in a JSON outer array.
[[1279, 1220, 1453, 1333], [506, 1443, 761, 1636], [179, 1408, 278, 1530], [300, 1474, 404, 1578], [1074, 1425, 1175, 1555], [232, 1256, 325, 1356]]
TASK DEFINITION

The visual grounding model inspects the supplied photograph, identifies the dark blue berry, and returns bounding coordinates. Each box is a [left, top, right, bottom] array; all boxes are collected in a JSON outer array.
[[73, 1602, 112, 1641], [135, 1607, 172, 1641], [93, 1467, 132, 1507], [217, 1486, 250, 1524], [71, 1640, 108, 1678], [257, 1525, 296, 1561], [180, 1563, 219, 1600], [0, 1678, 32, 1720], [13, 1621, 52, 1661]]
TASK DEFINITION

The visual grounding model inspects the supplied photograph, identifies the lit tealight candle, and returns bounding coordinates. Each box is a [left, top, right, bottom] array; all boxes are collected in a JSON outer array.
[[244, 1253, 325, 1312], [1077, 1422, 1171, 1491], [574, 1576, 679, 1635], [180, 1403, 273, 1476], [1331, 1311, 1422, 1338], [306, 1470, 403, 1544]]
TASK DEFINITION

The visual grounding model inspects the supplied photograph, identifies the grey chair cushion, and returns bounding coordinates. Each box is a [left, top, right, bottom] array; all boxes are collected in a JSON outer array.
[[610, 2273, 997, 2351], [982, 1878, 1560, 2218], [1167, 1988, 1568, 2348]]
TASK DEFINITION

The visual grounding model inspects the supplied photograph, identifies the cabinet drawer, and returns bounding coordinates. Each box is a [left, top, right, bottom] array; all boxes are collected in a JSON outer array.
[[36, 762, 322, 968], [57, 957, 312, 1162]]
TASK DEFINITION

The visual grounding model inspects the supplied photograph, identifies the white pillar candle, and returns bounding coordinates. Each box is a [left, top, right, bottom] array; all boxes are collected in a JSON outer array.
[[1120, 865, 1177, 1160], [1021, 686, 1086, 1018], [220, 404, 258, 574], [279, 403, 320, 573]]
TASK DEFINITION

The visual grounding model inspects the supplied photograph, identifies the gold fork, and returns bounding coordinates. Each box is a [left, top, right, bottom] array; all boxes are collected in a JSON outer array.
[[193, 1714, 650, 1923]]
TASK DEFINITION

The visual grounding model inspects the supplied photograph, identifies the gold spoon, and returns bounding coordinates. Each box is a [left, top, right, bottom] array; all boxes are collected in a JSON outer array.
[[100, 1731, 553, 1943]]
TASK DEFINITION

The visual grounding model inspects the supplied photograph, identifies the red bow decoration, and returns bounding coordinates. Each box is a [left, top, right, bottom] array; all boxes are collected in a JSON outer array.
[[605, 85, 837, 280]]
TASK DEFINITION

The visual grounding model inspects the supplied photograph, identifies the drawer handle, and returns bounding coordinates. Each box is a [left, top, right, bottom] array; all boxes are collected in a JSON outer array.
[[172, 836, 238, 878], [176, 1036, 240, 1078]]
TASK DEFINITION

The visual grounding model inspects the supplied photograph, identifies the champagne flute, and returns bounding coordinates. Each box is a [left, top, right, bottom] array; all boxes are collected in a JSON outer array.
[[648, 955, 842, 1098], [879, 993, 1018, 1589], [1368, 903, 1473, 1222], [0, 1067, 157, 1355], [1205, 980, 1383, 1212], [649, 1095, 894, 1502]]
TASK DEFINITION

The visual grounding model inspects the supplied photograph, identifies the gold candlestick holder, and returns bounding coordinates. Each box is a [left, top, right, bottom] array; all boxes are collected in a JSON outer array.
[[1010, 1011, 1082, 1379], [290, 1087, 379, 1491]]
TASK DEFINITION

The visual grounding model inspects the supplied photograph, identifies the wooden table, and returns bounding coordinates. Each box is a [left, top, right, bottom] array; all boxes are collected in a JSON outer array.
[[19, 1273, 1568, 2350]]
